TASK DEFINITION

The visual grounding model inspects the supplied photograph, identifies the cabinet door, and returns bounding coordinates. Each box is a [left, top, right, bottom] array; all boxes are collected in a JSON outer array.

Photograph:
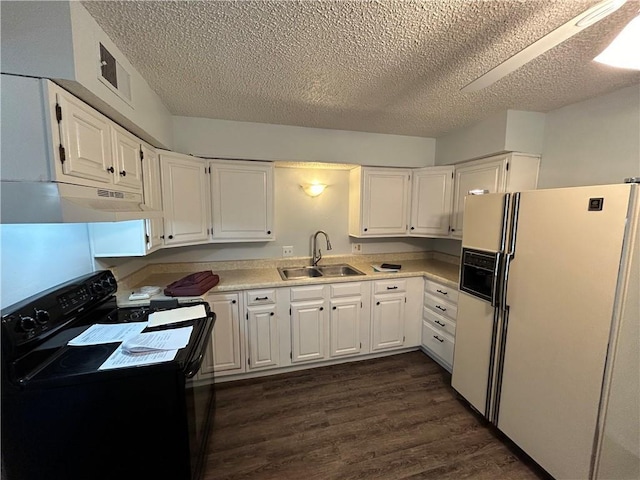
[[112, 125, 142, 191], [451, 159, 505, 239], [371, 293, 406, 351], [56, 91, 113, 184], [361, 168, 411, 236], [410, 166, 454, 237], [330, 297, 361, 358], [201, 294, 243, 377], [247, 304, 279, 369], [160, 152, 210, 246], [291, 300, 327, 363], [210, 161, 274, 241], [141, 145, 164, 252]]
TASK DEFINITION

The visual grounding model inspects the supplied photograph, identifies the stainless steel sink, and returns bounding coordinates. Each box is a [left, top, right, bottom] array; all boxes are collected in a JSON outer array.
[[278, 266, 323, 280], [317, 264, 365, 277], [277, 263, 365, 280]]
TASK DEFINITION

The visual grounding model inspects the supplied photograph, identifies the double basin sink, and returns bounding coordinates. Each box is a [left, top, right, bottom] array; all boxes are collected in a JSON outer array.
[[278, 263, 365, 280]]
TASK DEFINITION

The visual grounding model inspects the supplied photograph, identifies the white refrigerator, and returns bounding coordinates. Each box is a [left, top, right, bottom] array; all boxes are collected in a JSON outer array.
[[451, 183, 639, 480]]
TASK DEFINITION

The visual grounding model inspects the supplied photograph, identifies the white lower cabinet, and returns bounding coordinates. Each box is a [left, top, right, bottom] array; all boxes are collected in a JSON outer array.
[[201, 293, 243, 378], [330, 297, 361, 357], [371, 291, 406, 351], [290, 286, 328, 363], [421, 279, 459, 372], [245, 290, 280, 370]]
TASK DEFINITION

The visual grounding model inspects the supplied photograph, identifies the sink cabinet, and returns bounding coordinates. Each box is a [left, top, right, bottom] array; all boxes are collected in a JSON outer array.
[[290, 286, 328, 363]]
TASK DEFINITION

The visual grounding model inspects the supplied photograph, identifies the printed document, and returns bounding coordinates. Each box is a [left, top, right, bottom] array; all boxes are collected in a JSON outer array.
[[68, 322, 147, 346], [121, 326, 193, 354]]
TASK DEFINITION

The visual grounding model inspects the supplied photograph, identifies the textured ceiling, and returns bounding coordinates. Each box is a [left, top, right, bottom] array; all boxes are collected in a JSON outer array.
[[82, 0, 640, 138]]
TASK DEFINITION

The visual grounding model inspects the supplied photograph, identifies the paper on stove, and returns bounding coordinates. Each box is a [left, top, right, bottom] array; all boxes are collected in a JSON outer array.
[[120, 326, 193, 354], [98, 345, 178, 370], [68, 322, 147, 346], [147, 304, 207, 327]]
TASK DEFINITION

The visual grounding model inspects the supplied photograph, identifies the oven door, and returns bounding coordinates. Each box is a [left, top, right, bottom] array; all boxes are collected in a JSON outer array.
[[184, 314, 216, 480], [460, 249, 500, 305]]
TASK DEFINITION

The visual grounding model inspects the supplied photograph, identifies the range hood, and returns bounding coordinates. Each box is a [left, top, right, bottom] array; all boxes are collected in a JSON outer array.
[[1, 181, 163, 224]]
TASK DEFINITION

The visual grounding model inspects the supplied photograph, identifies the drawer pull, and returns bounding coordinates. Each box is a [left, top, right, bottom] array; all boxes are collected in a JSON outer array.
[[435, 305, 447, 312], [433, 335, 444, 343], [434, 320, 446, 327], [436, 289, 448, 295], [386, 286, 398, 290], [255, 296, 268, 301]]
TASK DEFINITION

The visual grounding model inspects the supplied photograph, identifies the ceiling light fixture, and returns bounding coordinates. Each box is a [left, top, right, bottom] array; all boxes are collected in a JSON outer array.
[[301, 183, 328, 197], [461, 0, 628, 93], [594, 13, 640, 70]]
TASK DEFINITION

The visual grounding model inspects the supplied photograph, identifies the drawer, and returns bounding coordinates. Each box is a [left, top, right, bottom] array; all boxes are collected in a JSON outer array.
[[290, 285, 325, 301], [330, 282, 362, 298], [423, 306, 456, 337], [246, 289, 276, 305], [424, 291, 458, 321], [422, 320, 454, 367], [373, 279, 407, 294], [424, 279, 459, 303]]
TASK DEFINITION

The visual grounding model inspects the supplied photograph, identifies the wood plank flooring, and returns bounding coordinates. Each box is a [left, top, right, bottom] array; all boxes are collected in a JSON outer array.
[[203, 352, 550, 480]]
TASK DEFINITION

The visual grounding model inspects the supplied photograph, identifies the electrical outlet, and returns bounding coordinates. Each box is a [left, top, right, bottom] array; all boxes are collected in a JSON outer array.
[[351, 243, 362, 254], [282, 246, 294, 257]]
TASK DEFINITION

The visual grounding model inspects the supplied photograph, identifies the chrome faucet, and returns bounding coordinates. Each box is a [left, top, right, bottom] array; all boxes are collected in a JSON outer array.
[[312, 230, 332, 266]]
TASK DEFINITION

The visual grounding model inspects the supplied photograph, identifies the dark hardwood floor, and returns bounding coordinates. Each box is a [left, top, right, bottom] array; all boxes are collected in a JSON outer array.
[[203, 351, 548, 480]]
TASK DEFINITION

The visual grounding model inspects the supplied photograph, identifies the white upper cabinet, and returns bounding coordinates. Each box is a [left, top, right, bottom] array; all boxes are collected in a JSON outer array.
[[141, 145, 164, 252], [111, 124, 143, 191], [409, 166, 454, 237], [160, 151, 210, 247], [88, 143, 164, 257], [349, 166, 411, 237], [451, 153, 540, 239], [209, 160, 274, 241], [55, 87, 114, 186]]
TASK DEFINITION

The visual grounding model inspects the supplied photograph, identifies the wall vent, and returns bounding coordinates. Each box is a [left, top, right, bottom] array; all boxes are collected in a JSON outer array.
[[98, 43, 132, 103]]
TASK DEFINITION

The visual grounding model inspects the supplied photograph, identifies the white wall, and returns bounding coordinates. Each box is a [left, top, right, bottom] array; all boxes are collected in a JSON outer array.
[[435, 110, 546, 165], [173, 116, 436, 167], [538, 85, 640, 188], [0, 224, 94, 309]]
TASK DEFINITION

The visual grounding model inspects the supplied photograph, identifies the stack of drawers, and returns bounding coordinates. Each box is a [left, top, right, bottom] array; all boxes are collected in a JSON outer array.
[[421, 279, 459, 372]]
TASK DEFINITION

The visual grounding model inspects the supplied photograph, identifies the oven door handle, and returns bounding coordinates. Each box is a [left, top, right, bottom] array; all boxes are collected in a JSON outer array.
[[184, 313, 215, 378]]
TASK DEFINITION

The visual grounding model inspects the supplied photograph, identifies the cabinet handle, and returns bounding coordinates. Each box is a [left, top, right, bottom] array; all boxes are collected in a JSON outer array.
[[376, 301, 380, 306], [270, 312, 274, 316], [160, 235, 165, 239], [332, 306, 337, 310], [434, 320, 446, 327], [267, 230, 272, 235], [168, 235, 174, 239], [435, 305, 446, 312], [231, 300, 236, 304], [386, 286, 398, 290], [119, 170, 127, 177], [436, 289, 448, 295], [319, 307, 324, 311], [364, 228, 368, 232], [433, 335, 444, 343], [451, 228, 456, 232], [106, 166, 115, 173], [255, 296, 268, 301], [410, 226, 415, 230]]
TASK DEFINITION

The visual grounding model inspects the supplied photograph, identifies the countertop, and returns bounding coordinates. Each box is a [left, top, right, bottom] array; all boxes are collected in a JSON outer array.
[[117, 256, 460, 307]]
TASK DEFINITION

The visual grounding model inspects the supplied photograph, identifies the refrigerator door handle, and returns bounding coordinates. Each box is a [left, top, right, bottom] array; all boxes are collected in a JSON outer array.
[[491, 252, 502, 308], [502, 252, 514, 312]]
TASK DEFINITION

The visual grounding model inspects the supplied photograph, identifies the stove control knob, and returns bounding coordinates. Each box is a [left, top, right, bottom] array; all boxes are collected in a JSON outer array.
[[19, 316, 36, 332], [91, 282, 104, 294], [102, 278, 115, 291], [34, 309, 50, 325]]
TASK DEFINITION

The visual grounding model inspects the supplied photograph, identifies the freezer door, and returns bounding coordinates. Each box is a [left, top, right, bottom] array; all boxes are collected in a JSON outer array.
[[451, 291, 498, 417], [497, 184, 633, 479], [462, 193, 510, 252]]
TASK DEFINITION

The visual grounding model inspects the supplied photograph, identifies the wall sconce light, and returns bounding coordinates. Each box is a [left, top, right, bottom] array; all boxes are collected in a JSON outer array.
[[301, 183, 328, 197], [594, 13, 640, 70]]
